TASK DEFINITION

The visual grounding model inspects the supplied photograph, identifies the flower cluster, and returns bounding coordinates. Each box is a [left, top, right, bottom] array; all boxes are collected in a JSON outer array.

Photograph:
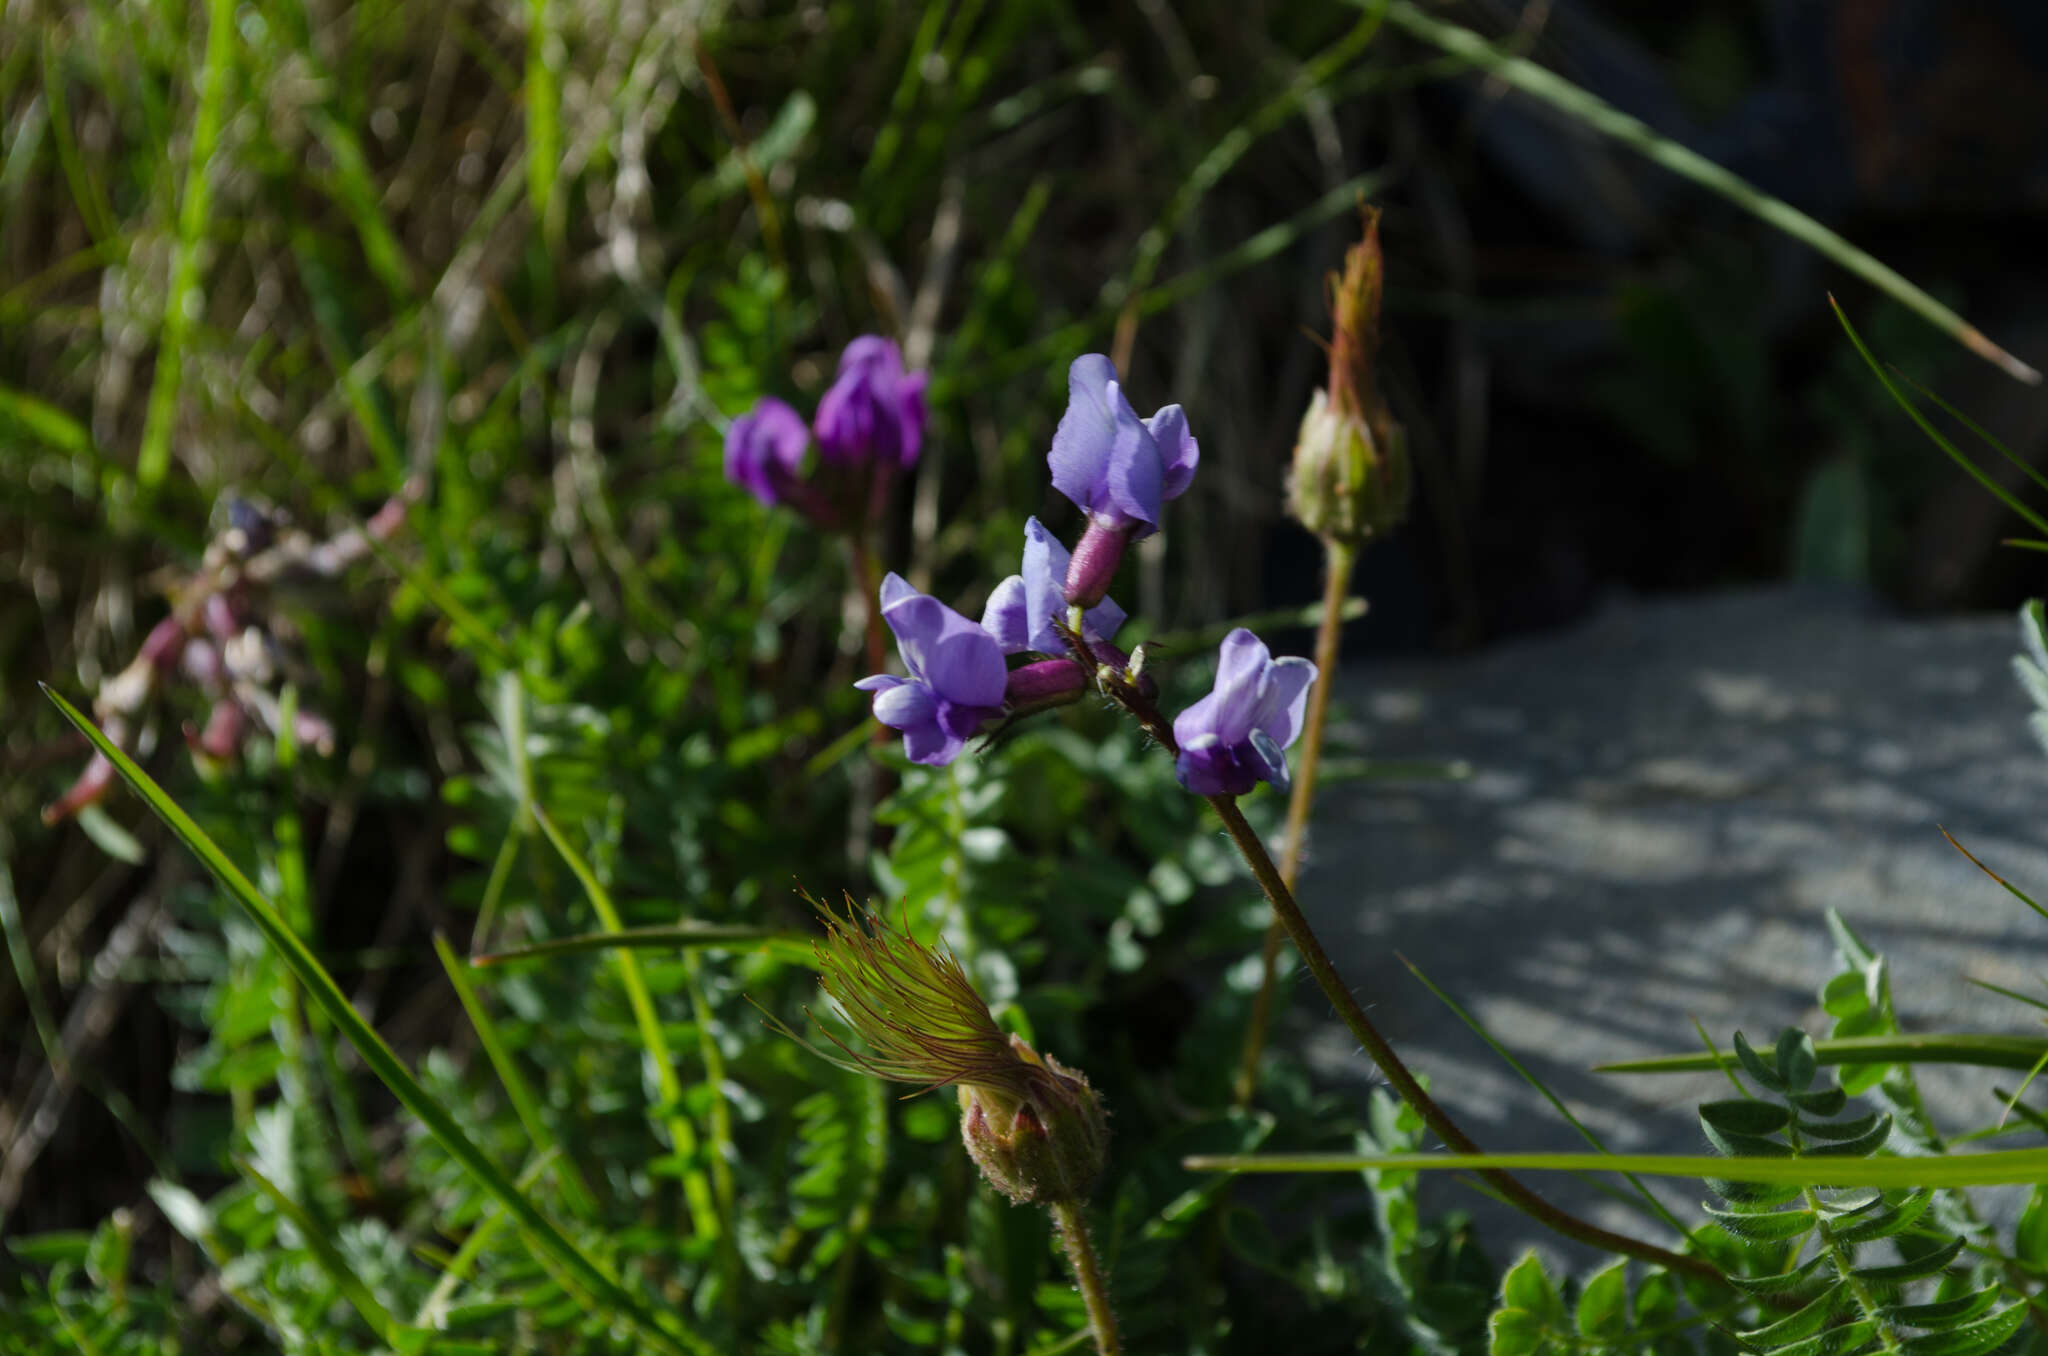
[[45, 487, 416, 825], [723, 335, 929, 524], [854, 353, 1315, 797]]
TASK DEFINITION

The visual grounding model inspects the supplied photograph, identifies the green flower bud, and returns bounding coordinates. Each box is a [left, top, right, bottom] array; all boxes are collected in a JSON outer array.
[[959, 1036, 1109, 1205], [1287, 387, 1410, 545]]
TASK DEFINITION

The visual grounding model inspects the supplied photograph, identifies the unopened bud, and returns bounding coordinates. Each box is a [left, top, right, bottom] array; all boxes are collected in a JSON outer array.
[[1063, 520, 1128, 608], [1005, 658, 1088, 714], [1287, 388, 1410, 545], [959, 1035, 1109, 1205], [187, 698, 247, 761]]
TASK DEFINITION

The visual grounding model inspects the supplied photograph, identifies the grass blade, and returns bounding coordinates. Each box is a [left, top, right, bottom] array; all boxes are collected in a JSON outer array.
[[1183, 1147, 2048, 1189], [239, 1158, 411, 1346], [1832, 297, 2048, 536], [471, 923, 802, 967], [528, 803, 727, 1261], [40, 684, 710, 1356], [1380, 1, 2038, 384], [1396, 953, 1687, 1236], [136, 0, 238, 493], [1598, 1032, 2048, 1076], [1942, 826, 2048, 927], [433, 932, 598, 1217]]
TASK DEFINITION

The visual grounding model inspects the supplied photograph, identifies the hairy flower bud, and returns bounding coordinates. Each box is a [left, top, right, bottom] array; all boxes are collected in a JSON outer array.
[[959, 1036, 1109, 1205]]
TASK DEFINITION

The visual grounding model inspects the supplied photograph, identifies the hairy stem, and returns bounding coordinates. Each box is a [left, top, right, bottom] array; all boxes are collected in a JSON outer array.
[[1049, 1199, 1121, 1356], [1233, 536, 1354, 1105], [1204, 792, 1723, 1287]]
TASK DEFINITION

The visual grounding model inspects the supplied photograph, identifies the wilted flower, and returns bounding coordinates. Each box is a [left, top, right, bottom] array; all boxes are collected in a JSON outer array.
[[981, 517, 1126, 657], [855, 573, 1007, 765], [1172, 628, 1317, 796], [724, 396, 811, 507], [772, 895, 1109, 1205], [815, 335, 930, 468], [1047, 355, 1198, 605]]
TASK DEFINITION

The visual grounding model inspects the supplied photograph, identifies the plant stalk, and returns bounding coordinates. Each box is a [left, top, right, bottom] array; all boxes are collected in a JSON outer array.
[[1049, 1199, 1121, 1356], [1232, 536, 1353, 1105], [1204, 792, 1723, 1287]]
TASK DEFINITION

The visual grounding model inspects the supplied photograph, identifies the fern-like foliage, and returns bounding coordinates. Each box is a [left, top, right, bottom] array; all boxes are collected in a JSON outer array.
[[1701, 1027, 2026, 1356]]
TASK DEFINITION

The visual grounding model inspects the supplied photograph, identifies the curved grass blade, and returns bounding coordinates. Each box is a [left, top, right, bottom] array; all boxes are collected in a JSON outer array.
[[1181, 1147, 2048, 1189], [239, 1157, 412, 1347], [471, 923, 805, 967], [40, 685, 710, 1356], [527, 803, 730, 1278], [1379, 1, 2038, 384], [1400, 952, 1688, 1235], [1599, 1033, 2048, 1076], [1941, 827, 2048, 927], [1832, 299, 2048, 534]]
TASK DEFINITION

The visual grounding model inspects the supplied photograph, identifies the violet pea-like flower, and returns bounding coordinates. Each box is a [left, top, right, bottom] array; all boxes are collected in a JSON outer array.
[[1048, 355, 1198, 534], [815, 336, 930, 468], [1171, 628, 1317, 796], [856, 573, 1007, 766], [1046, 354, 1198, 605], [724, 396, 811, 507], [981, 517, 1126, 657]]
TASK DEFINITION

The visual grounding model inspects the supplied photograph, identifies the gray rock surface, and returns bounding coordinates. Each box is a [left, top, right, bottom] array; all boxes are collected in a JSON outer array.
[[1290, 586, 2048, 1274]]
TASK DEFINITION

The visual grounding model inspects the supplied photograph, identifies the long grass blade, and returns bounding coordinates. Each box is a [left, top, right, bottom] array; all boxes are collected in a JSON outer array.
[[1942, 826, 2048, 927], [472, 923, 802, 966], [1380, 1, 2038, 384], [1397, 953, 1687, 1236], [1599, 1032, 2048, 1076], [1184, 1147, 2048, 1188], [528, 803, 726, 1256], [1832, 297, 2048, 536], [434, 932, 598, 1216], [40, 685, 710, 1356]]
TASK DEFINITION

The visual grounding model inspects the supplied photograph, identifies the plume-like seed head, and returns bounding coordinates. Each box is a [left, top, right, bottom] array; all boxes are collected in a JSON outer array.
[[769, 893, 1109, 1203]]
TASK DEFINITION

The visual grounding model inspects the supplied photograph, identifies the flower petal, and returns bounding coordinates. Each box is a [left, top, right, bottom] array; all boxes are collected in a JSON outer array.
[[1247, 727, 1291, 792], [1102, 382, 1162, 529], [901, 716, 962, 766], [982, 575, 1031, 654], [855, 673, 907, 693], [924, 622, 1008, 707], [1204, 628, 1272, 745], [1250, 656, 1318, 750], [893, 369, 930, 468], [872, 680, 936, 731], [1048, 355, 1120, 513], [1147, 403, 1199, 501]]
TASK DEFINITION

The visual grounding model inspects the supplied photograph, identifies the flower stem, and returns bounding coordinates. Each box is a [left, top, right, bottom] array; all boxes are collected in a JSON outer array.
[[1048, 1199, 1121, 1356], [1203, 792, 1724, 1288], [1232, 535, 1353, 1106]]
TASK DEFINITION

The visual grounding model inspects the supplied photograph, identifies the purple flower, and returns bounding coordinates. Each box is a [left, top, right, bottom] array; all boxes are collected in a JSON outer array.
[[1047, 354, 1198, 536], [724, 397, 811, 506], [815, 336, 930, 468], [981, 517, 1126, 656], [856, 573, 1007, 765], [1172, 629, 1317, 796]]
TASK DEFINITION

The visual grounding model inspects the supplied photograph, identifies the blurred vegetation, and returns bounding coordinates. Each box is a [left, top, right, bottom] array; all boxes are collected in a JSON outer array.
[[4, 0, 2047, 1350]]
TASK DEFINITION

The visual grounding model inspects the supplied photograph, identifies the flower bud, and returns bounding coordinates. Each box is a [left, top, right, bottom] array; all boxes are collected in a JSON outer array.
[[1288, 206, 1410, 545], [1005, 658, 1089, 714], [1063, 520, 1128, 608], [1286, 388, 1410, 545], [959, 1036, 1110, 1205]]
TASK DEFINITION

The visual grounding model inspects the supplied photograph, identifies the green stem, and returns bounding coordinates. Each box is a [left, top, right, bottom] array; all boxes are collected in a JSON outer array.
[[1204, 792, 1723, 1288], [1233, 536, 1353, 1106], [1048, 1200, 1120, 1356]]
